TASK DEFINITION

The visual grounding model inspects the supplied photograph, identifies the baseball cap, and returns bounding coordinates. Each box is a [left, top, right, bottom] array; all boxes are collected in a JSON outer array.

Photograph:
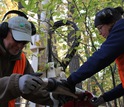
[[8, 16, 32, 42]]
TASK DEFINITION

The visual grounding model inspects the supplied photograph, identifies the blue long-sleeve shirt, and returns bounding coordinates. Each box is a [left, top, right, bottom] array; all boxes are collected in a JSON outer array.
[[67, 19, 124, 101], [103, 83, 124, 101]]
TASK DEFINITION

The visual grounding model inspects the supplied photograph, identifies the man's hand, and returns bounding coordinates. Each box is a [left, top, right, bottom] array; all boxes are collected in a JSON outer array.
[[60, 78, 76, 93], [19, 74, 43, 94], [45, 78, 58, 91], [44, 78, 75, 94]]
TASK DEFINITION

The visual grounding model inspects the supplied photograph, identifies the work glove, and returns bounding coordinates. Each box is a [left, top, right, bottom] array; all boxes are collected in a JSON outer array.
[[43, 78, 75, 93], [60, 78, 76, 93], [19, 73, 43, 94], [44, 78, 58, 92], [90, 95, 105, 107]]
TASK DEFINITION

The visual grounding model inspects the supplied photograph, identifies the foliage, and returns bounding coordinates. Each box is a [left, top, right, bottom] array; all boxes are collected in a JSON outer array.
[[0, 0, 18, 21]]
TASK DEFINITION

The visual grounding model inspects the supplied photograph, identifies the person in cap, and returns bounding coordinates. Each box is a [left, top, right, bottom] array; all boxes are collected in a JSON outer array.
[[57, 6, 124, 106], [0, 13, 69, 106], [0, 15, 46, 106]]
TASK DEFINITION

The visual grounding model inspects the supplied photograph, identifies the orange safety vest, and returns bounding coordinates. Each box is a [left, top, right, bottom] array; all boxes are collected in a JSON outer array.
[[8, 52, 26, 107], [115, 54, 124, 88]]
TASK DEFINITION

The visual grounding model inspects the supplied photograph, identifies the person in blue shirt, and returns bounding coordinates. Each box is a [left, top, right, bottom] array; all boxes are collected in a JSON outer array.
[[61, 6, 124, 106]]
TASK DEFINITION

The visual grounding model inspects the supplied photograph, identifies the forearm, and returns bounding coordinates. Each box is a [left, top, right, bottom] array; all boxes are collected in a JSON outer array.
[[102, 83, 124, 102], [67, 50, 117, 85], [0, 74, 22, 102]]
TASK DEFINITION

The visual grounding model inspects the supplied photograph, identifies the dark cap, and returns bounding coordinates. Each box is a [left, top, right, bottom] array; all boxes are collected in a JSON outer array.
[[94, 6, 124, 27]]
